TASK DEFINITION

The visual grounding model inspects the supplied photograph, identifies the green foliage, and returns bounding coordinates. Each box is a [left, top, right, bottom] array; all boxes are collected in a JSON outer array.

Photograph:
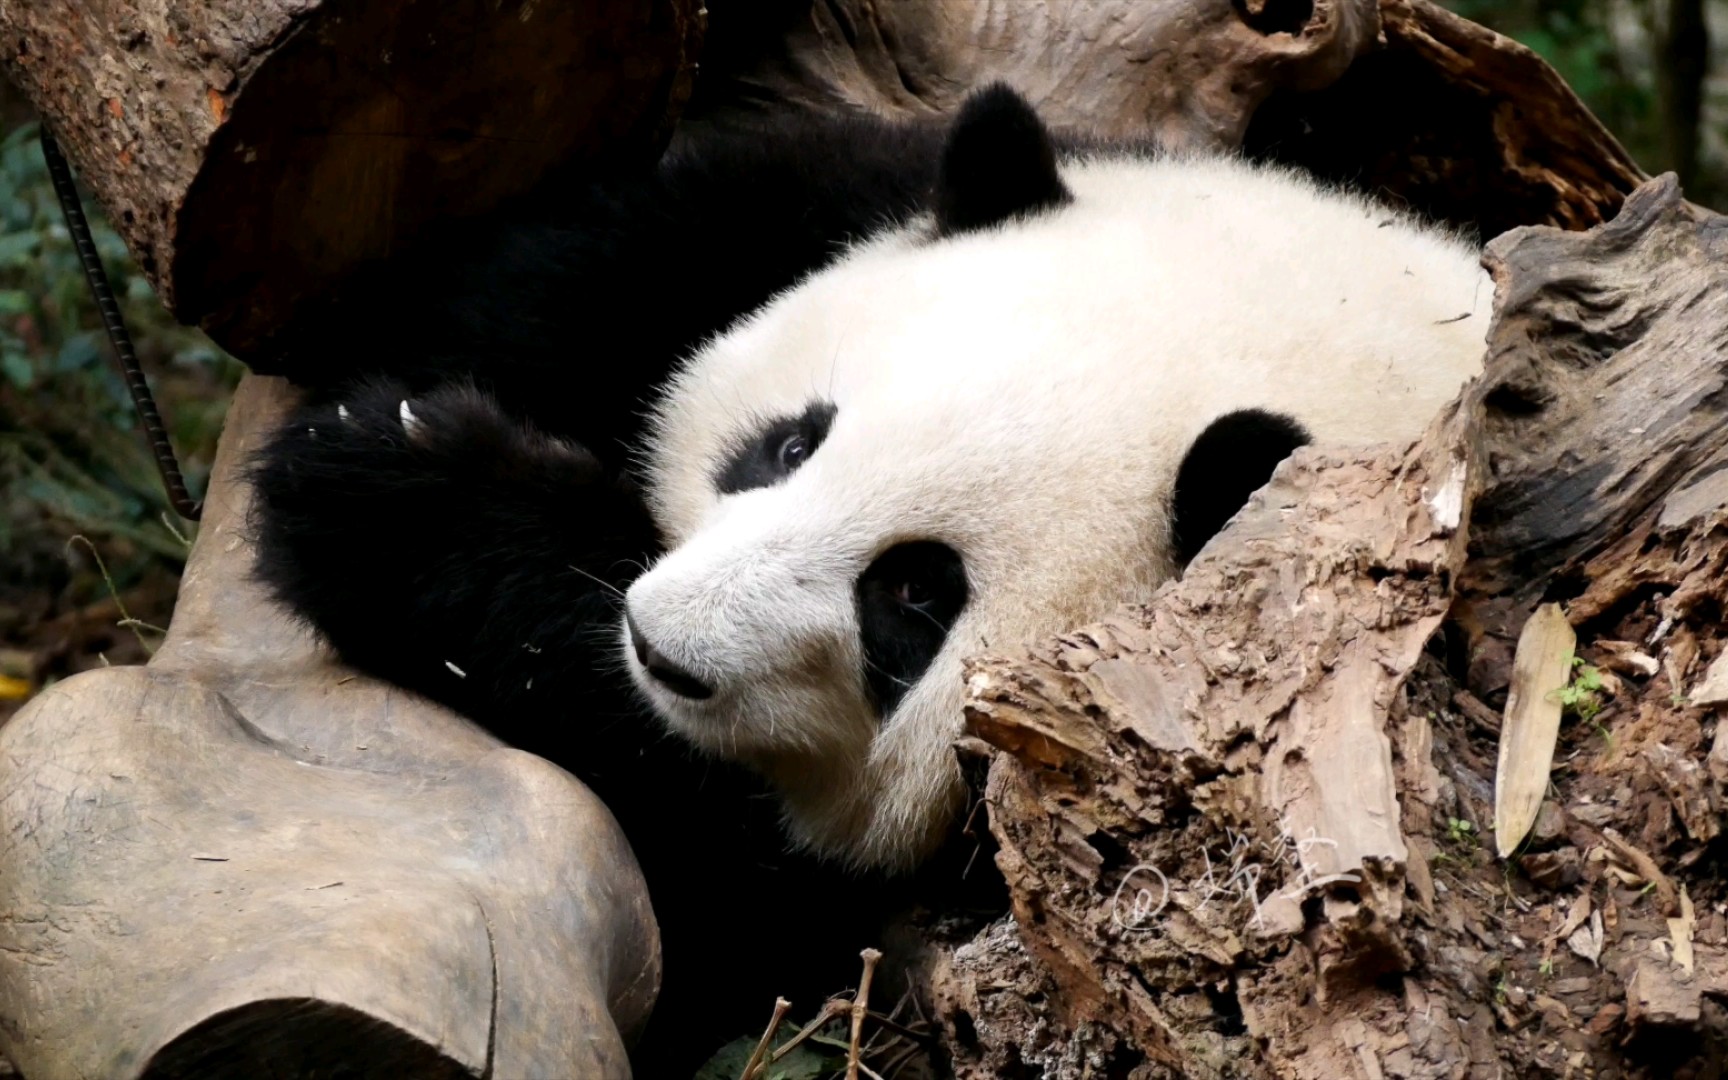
[[0, 118, 240, 603], [1442, 0, 1720, 204], [1446, 817, 1478, 847], [1552, 655, 1606, 723]]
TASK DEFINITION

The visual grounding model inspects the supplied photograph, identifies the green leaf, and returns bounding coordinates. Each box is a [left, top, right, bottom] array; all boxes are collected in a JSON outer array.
[[1, 350, 31, 389], [0, 230, 40, 267], [53, 331, 101, 374]]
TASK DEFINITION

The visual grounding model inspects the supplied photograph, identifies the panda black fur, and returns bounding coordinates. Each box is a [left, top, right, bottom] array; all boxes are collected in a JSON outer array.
[[252, 85, 1486, 1068]]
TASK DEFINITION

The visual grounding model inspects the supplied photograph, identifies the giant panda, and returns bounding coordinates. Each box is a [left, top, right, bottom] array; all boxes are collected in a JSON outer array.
[[252, 84, 1486, 1066]]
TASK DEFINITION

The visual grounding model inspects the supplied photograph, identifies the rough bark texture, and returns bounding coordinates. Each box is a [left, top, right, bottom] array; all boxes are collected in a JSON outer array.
[[0, 378, 661, 1080], [918, 176, 1728, 1078], [0, 0, 702, 357]]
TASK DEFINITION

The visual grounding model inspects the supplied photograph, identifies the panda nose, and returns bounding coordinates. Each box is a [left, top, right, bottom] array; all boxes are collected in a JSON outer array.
[[626, 614, 714, 700]]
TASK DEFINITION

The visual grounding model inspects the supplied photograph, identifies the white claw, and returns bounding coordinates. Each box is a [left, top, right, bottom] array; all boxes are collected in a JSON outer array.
[[337, 404, 350, 421], [399, 399, 422, 438]]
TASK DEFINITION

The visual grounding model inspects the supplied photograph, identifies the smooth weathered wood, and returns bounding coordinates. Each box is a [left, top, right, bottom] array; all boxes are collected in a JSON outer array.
[[0, 1, 703, 357], [695, 0, 1377, 148], [693, 0, 1645, 242], [924, 177, 1728, 1075], [0, 377, 661, 1080], [697, 0, 1380, 149]]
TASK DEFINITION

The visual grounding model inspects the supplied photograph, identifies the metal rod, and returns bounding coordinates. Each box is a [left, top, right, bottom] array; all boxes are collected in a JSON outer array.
[[39, 126, 202, 521]]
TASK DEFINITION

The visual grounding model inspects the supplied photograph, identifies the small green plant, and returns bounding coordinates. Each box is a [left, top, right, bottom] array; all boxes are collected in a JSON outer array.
[[1551, 655, 1605, 723], [1446, 817, 1477, 847], [1538, 957, 1554, 978]]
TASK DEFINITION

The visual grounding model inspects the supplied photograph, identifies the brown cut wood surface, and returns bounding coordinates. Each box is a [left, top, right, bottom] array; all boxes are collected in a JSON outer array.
[[0, 0, 703, 357]]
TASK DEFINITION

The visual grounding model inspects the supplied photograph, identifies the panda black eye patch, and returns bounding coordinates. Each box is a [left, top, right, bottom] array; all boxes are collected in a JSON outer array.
[[856, 541, 968, 717], [714, 401, 838, 495]]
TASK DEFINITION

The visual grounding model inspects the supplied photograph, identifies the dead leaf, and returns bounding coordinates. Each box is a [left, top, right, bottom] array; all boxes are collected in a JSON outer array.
[[1495, 604, 1575, 858], [1566, 910, 1604, 965]]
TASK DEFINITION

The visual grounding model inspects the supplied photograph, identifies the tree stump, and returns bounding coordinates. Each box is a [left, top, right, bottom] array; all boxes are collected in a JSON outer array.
[[0, 0, 702, 356], [920, 174, 1728, 1078], [0, 377, 661, 1080]]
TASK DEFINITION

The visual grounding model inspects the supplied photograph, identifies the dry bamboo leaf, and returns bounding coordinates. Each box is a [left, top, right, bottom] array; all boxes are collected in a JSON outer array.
[[1494, 603, 1576, 858]]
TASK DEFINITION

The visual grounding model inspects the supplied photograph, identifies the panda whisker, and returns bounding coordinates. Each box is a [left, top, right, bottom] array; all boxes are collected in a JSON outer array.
[[863, 656, 912, 690], [905, 605, 948, 635], [567, 564, 626, 600]]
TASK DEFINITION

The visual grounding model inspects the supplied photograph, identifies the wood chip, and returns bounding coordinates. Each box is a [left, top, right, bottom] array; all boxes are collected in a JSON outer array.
[[1691, 651, 1728, 707], [1494, 604, 1575, 858], [1566, 910, 1604, 965], [1553, 891, 1593, 944], [1668, 888, 1696, 976], [1602, 829, 1680, 914]]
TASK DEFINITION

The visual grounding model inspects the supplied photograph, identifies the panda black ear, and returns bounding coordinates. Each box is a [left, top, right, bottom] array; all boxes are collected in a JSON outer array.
[[1170, 409, 1311, 568], [935, 84, 1071, 236]]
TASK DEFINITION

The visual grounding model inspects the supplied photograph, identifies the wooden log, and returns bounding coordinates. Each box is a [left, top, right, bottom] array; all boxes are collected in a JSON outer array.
[[919, 175, 1728, 1076], [0, 377, 661, 1080], [694, 0, 1381, 147], [1245, 0, 1648, 240], [0, 1, 703, 358], [691, 0, 1645, 239]]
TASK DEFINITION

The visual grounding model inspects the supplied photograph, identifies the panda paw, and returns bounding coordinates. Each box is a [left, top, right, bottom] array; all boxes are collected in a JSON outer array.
[[248, 379, 655, 722]]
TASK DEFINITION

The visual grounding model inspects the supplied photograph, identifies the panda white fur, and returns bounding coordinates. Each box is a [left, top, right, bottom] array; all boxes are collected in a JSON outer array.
[[622, 94, 1487, 871], [252, 83, 1484, 1063]]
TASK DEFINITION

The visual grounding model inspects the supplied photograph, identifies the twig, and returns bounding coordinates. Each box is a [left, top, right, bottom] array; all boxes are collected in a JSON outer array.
[[767, 999, 850, 1066], [847, 948, 883, 1080], [861, 1008, 933, 1045], [739, 997, 791, 1080]]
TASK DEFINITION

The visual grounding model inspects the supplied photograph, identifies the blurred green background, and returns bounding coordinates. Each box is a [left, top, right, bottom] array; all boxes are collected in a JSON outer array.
[[0, 0, 1722, 721]]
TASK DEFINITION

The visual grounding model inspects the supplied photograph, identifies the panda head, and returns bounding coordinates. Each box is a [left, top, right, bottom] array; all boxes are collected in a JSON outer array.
[[623, 86, 1486, 872]]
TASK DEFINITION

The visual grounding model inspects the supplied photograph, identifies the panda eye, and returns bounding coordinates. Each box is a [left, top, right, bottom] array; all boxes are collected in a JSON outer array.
[[777, 432, 810, 471], [855, 541, 969, 716], [893, 579, 932, 608], [714, 401, 837, 495]]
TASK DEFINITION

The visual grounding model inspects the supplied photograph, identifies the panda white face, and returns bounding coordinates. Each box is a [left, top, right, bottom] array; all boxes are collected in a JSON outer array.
[[623, 88, 1489, 872]]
